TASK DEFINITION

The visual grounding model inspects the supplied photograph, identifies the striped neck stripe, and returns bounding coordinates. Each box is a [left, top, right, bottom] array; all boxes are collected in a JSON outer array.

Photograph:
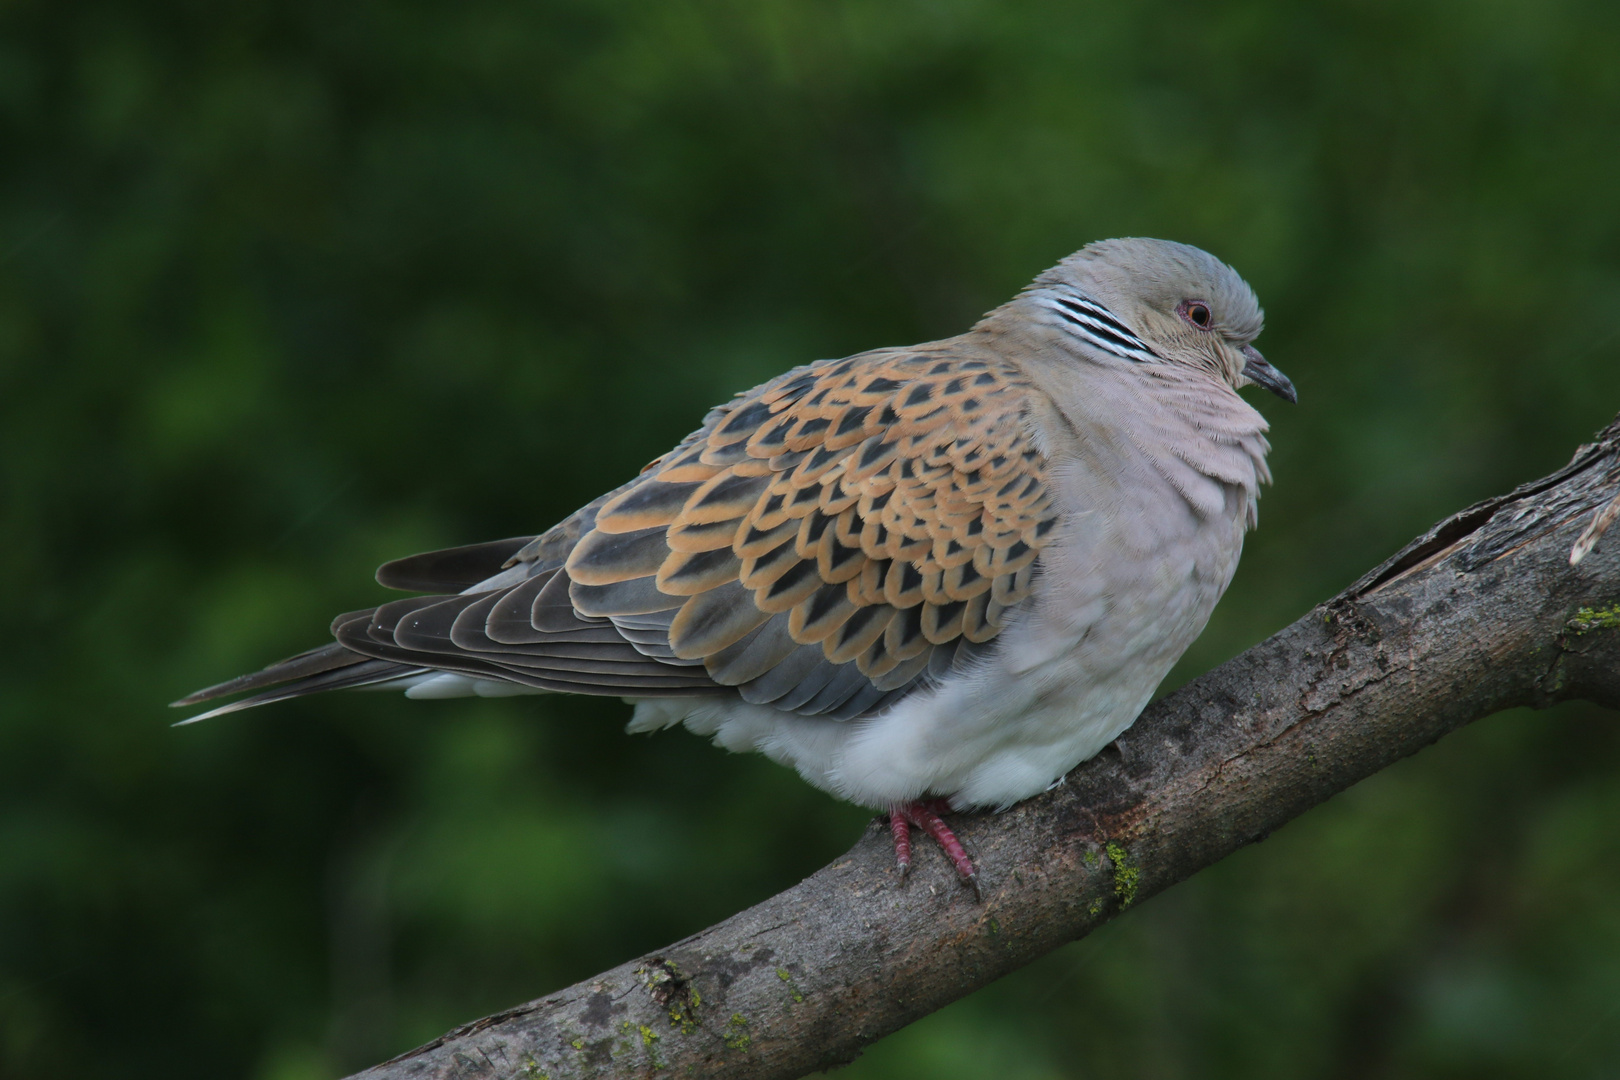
[[1048, 293, 1160, 364]]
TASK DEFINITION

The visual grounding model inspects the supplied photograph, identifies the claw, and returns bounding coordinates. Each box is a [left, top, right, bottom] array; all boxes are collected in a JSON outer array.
[[888, 800, 979, 895], [889, 808, 913, 881]]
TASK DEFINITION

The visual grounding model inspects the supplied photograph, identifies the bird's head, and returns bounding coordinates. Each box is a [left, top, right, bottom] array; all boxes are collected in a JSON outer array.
[[1028, 237, 1296, 404]]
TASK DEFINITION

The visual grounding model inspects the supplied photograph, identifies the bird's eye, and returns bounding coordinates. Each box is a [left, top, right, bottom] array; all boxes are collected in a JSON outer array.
[[1179, 300, 1213, 329]]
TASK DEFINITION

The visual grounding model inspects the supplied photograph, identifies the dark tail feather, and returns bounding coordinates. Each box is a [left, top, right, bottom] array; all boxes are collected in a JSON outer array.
[[171, 641, 426, 723], [171, 656, 425, 725], [172, 642, 370, 707]]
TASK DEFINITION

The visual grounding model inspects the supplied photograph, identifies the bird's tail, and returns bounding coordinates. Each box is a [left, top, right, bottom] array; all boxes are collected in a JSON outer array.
[[169, 642, 425, 724]]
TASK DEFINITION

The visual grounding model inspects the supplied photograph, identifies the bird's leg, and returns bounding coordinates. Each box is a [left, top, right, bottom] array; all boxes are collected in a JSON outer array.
[[888, 799, 979, 898], [889, 808, 914, 878]]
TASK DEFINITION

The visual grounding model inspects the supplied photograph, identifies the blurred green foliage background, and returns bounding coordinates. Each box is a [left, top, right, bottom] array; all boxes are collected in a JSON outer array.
[[4, 0, 1620, 1076]]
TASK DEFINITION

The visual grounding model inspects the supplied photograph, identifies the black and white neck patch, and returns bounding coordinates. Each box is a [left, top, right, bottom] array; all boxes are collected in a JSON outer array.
[[1046, 292, 1160, 364]]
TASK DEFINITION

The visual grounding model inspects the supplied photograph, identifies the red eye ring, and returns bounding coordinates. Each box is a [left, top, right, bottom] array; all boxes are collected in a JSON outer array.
[[1178, 300, 1213, 329]]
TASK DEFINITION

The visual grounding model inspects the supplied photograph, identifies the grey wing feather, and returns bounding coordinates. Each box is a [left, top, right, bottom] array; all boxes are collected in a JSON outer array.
[[375, 536, 536, 592]]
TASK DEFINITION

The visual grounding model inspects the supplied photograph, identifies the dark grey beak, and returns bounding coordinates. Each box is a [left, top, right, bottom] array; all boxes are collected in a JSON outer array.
[[1240, 344, 1297, 404]]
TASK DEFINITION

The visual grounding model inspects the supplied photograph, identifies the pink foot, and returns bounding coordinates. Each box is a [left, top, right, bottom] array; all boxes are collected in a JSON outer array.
[[889, 799, 980, 899]]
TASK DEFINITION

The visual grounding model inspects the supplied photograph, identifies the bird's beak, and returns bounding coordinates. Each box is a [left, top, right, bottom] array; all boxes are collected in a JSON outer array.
[[1240, 344, 1297, 404]]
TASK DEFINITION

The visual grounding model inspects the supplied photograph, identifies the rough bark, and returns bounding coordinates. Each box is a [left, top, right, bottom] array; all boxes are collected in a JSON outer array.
[[353, 415, 1620, 1080]]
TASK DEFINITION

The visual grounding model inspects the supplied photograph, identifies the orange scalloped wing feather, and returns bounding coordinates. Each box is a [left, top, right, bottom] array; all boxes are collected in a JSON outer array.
[[566, 342, 1060, 703]]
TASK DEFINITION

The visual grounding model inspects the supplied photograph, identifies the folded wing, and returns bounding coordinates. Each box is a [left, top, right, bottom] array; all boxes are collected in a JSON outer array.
[[176, 341, 1060, 721]]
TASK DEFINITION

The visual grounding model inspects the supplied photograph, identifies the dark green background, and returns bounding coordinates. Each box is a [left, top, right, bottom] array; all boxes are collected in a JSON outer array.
[[5, 0, 1620, 1076]]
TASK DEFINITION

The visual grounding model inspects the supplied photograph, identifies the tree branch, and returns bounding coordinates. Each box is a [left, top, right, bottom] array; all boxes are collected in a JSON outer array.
[[353, 414, 1620, 1080]]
